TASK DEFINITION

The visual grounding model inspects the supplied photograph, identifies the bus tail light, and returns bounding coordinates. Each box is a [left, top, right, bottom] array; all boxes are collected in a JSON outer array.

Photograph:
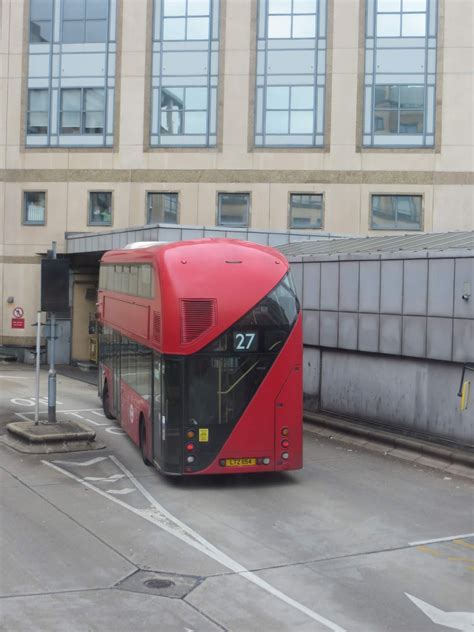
[[256, 457, 271, 465], [281, 427, 289, 436], [186, 430, 195, 439], [185, 442, 195, 452], [186, 455, 196, 464], [281, 452, 289, 460], [281, 439, 289, 449]]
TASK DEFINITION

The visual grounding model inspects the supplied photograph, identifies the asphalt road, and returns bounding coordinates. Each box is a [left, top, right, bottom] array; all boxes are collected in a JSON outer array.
[[1, 365, 473, 632]]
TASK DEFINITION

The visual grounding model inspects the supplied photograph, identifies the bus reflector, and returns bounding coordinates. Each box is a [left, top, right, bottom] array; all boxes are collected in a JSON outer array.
[[281, 427, 289, 436], [281, 439, 289, 448], [185, 442, 195, 452], [281, 452, 289, 460]]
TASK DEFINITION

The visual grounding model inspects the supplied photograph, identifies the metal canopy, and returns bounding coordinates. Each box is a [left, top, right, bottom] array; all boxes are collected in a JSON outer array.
[[277, 231, 474, 258]]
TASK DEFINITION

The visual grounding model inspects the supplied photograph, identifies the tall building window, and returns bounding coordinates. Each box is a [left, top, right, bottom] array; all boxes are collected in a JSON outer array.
[[147, 193, 179, 224], [363, 0, 438, 147], [62, 0, 109, 44], [89, 192, 112, 226], [26, 0, 117, 147], [30, 0, 53, 42], [289, 194, 323, 228], [23, 192, 46, 225], [150, 0, 220, 147], [217, 193, 250, 227], [27, 89, 49, 134], [60, 88, 105, 134], [371, 194, 422, 230], [255, 0, 328, 147]]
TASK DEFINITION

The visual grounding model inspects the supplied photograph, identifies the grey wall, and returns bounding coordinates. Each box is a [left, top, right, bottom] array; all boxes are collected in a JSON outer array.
[[293, 251, 474, 446], [292, 252, 474, 364], [317, 350, 472, 445]]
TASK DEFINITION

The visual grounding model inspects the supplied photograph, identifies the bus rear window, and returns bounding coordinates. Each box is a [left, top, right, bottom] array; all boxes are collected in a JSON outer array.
[[99, 263, 154, 299]]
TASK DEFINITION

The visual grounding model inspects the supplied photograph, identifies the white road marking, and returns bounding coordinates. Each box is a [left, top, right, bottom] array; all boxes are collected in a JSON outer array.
[[82, 418, 108, 427], [105, 427, 126, 435], [106, 488, 136, 495], [405, 593, 474, 631], [16, 408, 104, 415], [69, 412, 107, 427], [84, 474, 125, 482], [91, 410, 106, 418], [0, 376, 31, 379], [14, 413, 33, 422], [42, 456, 346, 632], [409, 533, 474, 546], [52, 457, 108, 467]]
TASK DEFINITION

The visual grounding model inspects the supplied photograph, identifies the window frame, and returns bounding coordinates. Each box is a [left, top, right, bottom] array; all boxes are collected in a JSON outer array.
[[149, 0, 221, 148], [61, 0, 109, 45], [60, 87, 106, 136], [288, 192, 324, 230], [23, 190, 47, 226], [146, 191, 180, 225], [370, 193, 424, 231], [88, 191, 113, 226], [216, 192, 251, 228], [254, 0, 328, 148], [362, 0, 438, 149], [27, 88, 50, 135], [29, 0, 54, 43]]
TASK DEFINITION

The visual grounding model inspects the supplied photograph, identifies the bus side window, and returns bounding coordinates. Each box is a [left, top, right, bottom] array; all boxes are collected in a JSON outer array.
[[129, 265, 139, 296], [114, 266, 121, 293], [139, 265, 152, 298], [136, 344, 152, 399], [122, 265, 130, 294]]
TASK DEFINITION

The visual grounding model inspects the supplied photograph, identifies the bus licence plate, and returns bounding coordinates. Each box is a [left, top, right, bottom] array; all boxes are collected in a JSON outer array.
[[225, 458, 256, 467]]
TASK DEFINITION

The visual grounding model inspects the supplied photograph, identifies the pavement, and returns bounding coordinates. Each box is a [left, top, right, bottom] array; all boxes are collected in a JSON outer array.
[[1, 364, 473, 632]]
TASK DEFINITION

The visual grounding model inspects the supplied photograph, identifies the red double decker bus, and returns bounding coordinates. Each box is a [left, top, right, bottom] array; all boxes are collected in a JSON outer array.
[[97, 239, 302, 475]]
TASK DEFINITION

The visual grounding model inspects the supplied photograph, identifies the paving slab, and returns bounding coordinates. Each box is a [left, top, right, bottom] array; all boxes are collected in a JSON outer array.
[[0, 588, 223, 632]]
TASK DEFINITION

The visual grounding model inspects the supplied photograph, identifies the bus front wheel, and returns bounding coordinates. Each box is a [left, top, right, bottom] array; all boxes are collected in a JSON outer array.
[[102, 382, 115, 420], [139, 417, 152, 466]]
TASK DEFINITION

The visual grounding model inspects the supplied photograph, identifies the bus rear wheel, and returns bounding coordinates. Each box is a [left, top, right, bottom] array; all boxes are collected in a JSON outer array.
[[139, 417, 152, 466], [102, 382, 115, 420]]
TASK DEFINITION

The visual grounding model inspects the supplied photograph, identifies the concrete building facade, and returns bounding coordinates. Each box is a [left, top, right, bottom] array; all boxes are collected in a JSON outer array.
[[1, 0, 473, 353]]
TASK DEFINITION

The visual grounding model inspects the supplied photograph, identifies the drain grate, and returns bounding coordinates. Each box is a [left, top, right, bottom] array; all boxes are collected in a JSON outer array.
[[116, 570, 202, 599], [144, 578, 175, 590]]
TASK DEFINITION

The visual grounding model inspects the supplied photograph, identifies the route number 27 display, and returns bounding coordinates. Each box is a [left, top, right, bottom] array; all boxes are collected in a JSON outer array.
[[233, 331, 258, 352]]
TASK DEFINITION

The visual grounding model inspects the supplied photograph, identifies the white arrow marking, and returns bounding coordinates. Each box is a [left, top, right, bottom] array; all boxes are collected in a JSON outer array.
[[406, 593, 474, 631], [53, 457, 108, 467]]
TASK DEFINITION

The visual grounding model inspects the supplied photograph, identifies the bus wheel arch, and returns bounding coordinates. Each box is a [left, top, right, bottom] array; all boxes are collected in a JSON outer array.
[[139, 414, 152, 466], [102, 380, 115, 420]]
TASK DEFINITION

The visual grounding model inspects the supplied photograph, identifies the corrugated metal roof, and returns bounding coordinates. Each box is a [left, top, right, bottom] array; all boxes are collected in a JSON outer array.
[[277, 231, 474, 257]]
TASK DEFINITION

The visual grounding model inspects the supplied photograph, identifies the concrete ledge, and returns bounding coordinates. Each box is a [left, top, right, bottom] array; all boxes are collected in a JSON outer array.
[[304, 411, 474, 469], [7, 421, 96, 444]]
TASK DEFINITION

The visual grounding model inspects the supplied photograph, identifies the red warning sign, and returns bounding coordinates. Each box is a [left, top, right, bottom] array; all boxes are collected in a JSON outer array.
[[11, 318, 25, 329]]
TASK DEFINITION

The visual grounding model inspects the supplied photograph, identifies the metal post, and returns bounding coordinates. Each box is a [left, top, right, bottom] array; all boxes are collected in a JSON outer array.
[[47, 241, 57, 424], [34, 311, 41, 425]]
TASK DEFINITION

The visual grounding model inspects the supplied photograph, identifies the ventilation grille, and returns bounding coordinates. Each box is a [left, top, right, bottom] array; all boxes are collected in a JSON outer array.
[[180, 299, 216, 344], [152, 311, 161, 346]]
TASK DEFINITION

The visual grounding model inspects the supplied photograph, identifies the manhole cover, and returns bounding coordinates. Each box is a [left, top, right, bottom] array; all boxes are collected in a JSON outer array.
[[116, 570, 202, 599], [144, 578, 175, 590]]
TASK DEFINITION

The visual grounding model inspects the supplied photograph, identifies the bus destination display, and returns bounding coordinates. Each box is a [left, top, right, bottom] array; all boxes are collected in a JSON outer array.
[[233, 331, 258, 352]]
